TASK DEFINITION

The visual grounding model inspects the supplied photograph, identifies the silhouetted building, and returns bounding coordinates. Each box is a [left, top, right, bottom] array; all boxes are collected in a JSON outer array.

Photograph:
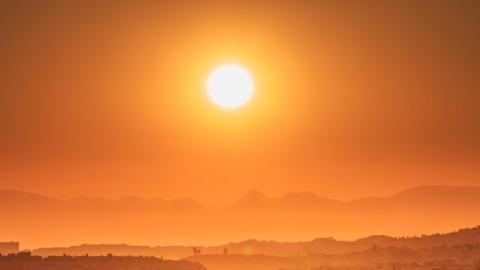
[[0, 242, 19, 255]]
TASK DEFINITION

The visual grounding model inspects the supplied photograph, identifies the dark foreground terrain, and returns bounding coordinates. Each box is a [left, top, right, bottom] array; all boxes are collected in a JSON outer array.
[[186, 253, 480, 270], [0, 252, 206, 270]]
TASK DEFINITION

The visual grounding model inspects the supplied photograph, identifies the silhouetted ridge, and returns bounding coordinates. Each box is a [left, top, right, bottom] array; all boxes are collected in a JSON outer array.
[[277, 192, 341, 208], [32, 226, 480, 262], [230, 189, 269, 208], [3, 186, 480, 247], [392, 185, 480, 199]]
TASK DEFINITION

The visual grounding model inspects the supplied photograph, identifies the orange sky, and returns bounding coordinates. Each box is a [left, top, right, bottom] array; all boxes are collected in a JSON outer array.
[[1, 1, 479, 206]]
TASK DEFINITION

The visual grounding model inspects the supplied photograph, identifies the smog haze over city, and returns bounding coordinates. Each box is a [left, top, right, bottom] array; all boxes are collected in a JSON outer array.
[[1, 1, 480, 270]]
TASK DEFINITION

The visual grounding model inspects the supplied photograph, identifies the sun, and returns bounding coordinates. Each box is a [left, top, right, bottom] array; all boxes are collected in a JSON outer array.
[[206, 63, 254, 109]]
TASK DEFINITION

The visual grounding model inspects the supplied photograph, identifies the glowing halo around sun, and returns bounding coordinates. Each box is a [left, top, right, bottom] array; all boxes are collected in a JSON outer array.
[[206, 63, 254, 109]]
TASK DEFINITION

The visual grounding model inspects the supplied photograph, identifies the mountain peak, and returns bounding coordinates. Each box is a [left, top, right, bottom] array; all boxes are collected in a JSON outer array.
[[278, 191, 339, 205], [230, 189, 269, 208]]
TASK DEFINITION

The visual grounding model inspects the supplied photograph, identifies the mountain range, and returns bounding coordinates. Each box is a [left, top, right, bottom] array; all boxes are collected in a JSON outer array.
[[2, 185, 480, 249]]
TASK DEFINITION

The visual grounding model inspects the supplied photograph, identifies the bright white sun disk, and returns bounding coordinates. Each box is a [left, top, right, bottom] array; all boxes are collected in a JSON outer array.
[[206, 64, 254, 109]]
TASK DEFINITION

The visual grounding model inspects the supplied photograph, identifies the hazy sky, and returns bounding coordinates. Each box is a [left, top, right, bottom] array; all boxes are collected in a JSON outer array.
[[1, 0, 479, 206]]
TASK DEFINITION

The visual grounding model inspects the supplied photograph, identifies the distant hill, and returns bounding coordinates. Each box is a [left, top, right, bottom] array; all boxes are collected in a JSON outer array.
[[304, 243, 480, 266], [30, 226, 480, 269], [230, 189, 341, 210], [2, 185, 480, 248], [212, 226, 480, 257]]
